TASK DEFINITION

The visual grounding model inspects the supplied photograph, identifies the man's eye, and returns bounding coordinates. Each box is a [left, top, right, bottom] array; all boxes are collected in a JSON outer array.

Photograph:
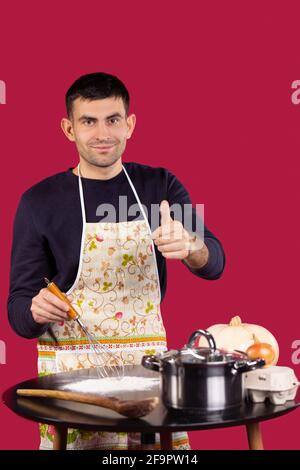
[[109, 118, 120, 124], [83, 120, 94, 126]]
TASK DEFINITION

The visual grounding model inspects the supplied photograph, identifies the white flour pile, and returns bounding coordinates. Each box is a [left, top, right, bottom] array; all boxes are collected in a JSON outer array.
[[63, 377, 160, 395]]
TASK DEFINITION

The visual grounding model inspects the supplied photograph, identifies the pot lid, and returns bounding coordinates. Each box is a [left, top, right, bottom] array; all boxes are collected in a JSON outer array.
[[175, 346, 247, 364], [162, 329, 248, 365]]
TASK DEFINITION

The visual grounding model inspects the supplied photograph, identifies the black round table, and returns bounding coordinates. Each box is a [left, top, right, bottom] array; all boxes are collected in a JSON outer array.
[[3, 365, 300, 450]]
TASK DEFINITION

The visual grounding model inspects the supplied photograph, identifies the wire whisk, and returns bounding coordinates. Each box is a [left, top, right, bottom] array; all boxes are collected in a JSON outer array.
[[44, 278, 125, 380]]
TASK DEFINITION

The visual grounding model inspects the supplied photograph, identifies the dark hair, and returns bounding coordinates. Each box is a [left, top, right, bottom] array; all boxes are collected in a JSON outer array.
[[66, 72, 130, 118]]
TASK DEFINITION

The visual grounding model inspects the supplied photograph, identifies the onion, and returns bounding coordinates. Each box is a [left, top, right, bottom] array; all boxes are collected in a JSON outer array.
[[246, 335, 275, 366]]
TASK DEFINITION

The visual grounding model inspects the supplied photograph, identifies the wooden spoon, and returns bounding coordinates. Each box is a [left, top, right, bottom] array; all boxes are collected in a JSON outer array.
[[16, 389, 159, 418]]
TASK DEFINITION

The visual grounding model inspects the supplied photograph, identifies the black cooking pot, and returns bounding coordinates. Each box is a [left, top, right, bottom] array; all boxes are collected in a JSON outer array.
[[142, 329, 265, 412]]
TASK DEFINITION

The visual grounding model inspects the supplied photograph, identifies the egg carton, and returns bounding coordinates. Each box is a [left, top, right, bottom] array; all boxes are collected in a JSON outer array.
[[246, 386, 298, 405], [244, 366, 299, 405]]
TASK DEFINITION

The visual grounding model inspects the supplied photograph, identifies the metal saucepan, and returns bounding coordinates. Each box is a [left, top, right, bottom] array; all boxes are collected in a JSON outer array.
[[142, 329, 265, 412]]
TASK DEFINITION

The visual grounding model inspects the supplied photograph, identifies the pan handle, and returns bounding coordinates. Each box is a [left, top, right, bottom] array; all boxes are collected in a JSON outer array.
[[142, 355, 161, 372], [233, 358, 265, 374]]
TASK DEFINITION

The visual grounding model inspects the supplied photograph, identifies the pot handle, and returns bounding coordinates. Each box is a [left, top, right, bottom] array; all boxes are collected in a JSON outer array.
[[233, 358, 265, 374], [187, 329, 217, 352], [142, 355, 160, 372]]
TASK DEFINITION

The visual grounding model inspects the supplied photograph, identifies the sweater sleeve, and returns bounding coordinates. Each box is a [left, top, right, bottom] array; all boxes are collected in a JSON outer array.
[[7, 194, 55, 339], [166, 170, 226, 280]]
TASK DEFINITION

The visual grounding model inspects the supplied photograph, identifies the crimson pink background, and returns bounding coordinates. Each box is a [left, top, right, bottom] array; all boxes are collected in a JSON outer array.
[[1, 1, 300, 449]]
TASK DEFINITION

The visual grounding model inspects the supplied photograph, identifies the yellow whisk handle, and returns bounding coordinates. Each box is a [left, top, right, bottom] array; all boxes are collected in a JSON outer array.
[[44, 278, 80, 320]]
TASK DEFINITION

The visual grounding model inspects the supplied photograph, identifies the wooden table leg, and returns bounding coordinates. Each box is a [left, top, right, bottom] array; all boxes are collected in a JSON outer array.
[[160, 431, 173, 450], [53, 426, 68, 450], [246, 422, 264, 450], [141, 433, 157, 450]]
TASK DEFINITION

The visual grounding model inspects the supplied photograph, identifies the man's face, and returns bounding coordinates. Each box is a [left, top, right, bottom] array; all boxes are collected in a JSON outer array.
[[61, 96, 136, 168]]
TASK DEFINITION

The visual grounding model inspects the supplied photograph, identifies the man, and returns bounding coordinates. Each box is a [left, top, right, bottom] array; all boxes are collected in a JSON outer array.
[[8, 72, 225, 450]]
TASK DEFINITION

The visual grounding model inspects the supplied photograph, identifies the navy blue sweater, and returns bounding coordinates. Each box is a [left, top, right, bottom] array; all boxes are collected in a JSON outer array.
[[7, 162, 226, 339]]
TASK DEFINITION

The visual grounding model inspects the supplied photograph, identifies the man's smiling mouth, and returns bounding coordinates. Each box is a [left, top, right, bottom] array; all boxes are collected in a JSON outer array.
[[91, 144, 115, 151]]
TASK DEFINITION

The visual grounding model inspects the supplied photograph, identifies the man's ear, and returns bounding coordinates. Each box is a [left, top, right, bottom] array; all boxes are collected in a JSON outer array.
[[126, 113, 136, 139], [61, 117, 76, 142]]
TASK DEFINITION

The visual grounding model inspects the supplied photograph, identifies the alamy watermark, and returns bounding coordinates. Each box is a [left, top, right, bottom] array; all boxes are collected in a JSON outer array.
[[0, 80, 6, 104], [0, 339, 6, 365], [291, 340, 300, 365], [0, 81, 6, 362], [94, 198, 205, 252]]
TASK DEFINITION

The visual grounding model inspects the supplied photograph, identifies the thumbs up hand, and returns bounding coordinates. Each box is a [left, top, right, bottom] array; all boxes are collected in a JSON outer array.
[[151, 200, 191, 260]]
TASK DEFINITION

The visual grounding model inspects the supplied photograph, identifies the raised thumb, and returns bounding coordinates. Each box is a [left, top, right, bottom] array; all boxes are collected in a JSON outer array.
[[160, 200, 172, 226]]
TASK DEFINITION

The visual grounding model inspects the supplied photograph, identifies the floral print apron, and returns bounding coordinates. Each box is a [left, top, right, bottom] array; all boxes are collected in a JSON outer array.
[[37, 163, 190, 450]]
